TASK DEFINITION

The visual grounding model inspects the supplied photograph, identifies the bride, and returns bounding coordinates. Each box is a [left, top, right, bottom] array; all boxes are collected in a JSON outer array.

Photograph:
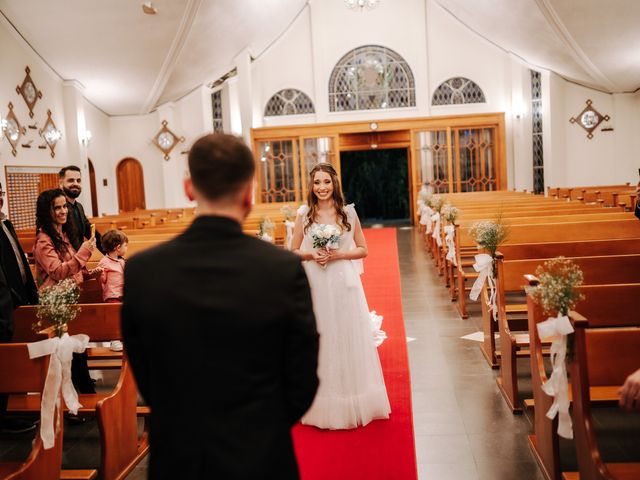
[[291, 163, 391, 429]]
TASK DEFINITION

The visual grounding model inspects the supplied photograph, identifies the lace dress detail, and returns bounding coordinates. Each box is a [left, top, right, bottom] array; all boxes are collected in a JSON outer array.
[[299, 204, 391, 429]]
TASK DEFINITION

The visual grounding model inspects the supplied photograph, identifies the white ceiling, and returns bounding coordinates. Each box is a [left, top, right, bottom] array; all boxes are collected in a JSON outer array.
[[0, 0, 637, 116]]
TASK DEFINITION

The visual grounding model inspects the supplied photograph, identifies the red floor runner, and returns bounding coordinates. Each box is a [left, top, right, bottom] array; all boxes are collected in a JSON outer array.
[[293, 227, 418, 480]]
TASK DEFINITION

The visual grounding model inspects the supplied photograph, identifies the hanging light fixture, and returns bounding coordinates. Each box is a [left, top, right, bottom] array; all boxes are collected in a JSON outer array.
[[344, 0, 380, 11]]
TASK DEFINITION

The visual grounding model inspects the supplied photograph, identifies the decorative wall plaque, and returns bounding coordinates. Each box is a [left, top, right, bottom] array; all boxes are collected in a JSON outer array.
[[569, 99, 610, 139], [152, 120, 185, 160], [39, 109, 62, 158], [16, 67, 42, 118], [3, 102, 26, 157]]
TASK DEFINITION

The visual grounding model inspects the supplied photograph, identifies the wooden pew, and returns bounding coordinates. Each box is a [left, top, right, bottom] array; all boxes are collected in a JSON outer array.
[[491, 254, 640, 411], [453, 219, 640, 318], [527, 282, 640, 480], [564, 316, 640, 480], [0, 343, 97, 480], [9, 304, 149, 480]]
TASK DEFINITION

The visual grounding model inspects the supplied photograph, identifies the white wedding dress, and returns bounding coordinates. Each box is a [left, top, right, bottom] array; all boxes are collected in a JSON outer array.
[[299, 204, 391, 429]]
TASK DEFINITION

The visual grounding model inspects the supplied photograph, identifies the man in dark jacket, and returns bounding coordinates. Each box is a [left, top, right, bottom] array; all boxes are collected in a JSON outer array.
[[59, 165, 103, 254], [0, 184, 38, 433], [122, 133, 319, 480]]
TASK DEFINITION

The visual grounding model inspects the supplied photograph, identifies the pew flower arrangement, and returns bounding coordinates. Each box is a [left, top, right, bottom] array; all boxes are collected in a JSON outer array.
[[34, 278, 81, 338], [279, 205, 296, 222], [469, 215, 510, 320], [30, 277, 89, 450], [441, 203, 459, 224], [525, 257, 585, 440], [469, 215, 510, 258], [526, 257, 585, 318], [429, 194, 445, 213], [258, 217, 275, 243]]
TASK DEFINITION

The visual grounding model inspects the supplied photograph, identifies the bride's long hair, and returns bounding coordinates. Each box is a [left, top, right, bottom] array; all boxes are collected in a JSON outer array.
[[304, 163, 351, 234]]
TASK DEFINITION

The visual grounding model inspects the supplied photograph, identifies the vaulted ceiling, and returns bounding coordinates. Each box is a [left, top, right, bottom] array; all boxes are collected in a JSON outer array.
[[1, 0, 637, 116]]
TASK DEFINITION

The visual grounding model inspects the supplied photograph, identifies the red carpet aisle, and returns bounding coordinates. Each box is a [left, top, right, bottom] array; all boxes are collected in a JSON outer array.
[[293, 228, 418, 480]]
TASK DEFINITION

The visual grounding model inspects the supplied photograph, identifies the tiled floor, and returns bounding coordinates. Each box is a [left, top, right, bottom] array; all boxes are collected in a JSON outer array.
[[397, 227, 545, 480]]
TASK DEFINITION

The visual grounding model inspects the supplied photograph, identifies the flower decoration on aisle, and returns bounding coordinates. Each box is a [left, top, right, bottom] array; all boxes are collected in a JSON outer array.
[[468, 215, 510, 320], [526, 257, 585, 439], [280, 205, 296, 249], [34, 277, 81, 337], [29, 278, 89, 449], [441, 203, 459, 224], [258, 217, 275, 243]]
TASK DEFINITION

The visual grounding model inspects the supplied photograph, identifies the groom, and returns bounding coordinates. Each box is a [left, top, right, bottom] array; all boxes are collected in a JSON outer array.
[[122, 133, 319, 479]]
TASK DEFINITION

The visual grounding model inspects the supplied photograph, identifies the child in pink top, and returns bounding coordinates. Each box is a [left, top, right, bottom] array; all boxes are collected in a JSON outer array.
[[98, 230, 128, 302], [98, 230, 128, 352]]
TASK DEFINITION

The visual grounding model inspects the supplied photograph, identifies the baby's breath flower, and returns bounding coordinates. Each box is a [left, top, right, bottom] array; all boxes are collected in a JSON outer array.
[[35, 278, 81, 338], [526, 257, 585, 316]]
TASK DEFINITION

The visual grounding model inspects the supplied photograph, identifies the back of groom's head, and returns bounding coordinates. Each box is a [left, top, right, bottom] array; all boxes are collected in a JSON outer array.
[[188, 133, 255, 202]]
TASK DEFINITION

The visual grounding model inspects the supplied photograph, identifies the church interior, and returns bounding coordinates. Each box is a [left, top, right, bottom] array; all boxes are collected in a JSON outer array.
[[0, 0, 639, 479]]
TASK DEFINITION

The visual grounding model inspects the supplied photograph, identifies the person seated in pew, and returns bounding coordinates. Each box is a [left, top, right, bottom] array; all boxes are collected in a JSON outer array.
[[619, 368, 640, 411], [97, 229, 128, 352], [0, 183, 39, 434], [33, 189, 102, 402]]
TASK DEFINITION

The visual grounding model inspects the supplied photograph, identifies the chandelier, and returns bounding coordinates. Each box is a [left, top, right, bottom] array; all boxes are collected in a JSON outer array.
[[344, 0, 380, 11]]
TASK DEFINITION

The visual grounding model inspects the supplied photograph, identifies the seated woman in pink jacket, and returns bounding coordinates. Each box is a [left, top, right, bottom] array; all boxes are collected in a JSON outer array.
[[33, 188, 100, 403]]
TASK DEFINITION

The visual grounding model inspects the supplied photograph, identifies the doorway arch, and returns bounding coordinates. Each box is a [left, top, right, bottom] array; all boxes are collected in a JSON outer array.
[[116, 158, 146, 212]]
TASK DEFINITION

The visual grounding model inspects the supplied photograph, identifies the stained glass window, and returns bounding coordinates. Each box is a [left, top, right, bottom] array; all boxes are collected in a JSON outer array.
[[531, 70, 544, 194], [264, 89, 315, 116], [211, 90, 223, 133], [431, 77, 486, 105], [328, 45, 416, 112]]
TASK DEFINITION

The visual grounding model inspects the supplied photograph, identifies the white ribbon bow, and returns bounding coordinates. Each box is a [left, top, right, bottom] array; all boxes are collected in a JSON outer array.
[[284, 220, 295, 250], [28, 333, 89, 449], [469, 253, 497, 320], [444, 225, 457, 266], [421, 206, 434, 232], [537, 314, 574, 439], [417, 199, 425, 214], [431, 212, 442, 246]]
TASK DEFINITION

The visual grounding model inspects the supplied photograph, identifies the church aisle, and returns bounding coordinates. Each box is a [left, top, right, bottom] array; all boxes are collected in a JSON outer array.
[[397, 227, 545, 480], [293, 227, 418, 480]]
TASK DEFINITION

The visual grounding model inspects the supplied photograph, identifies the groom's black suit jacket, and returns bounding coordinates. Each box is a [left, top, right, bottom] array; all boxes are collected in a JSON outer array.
[[122, 216, 319, 480]]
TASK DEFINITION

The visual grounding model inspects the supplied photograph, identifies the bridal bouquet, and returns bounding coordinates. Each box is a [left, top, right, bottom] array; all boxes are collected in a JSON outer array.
[[34, 278, 81, 338], [311, 224, 341, 250]]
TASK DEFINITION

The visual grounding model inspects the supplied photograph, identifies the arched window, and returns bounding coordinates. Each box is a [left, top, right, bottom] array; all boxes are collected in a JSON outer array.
[[328, 45, 415, 112], [264, 89, 315, 116], [431, 77, 486, 105]]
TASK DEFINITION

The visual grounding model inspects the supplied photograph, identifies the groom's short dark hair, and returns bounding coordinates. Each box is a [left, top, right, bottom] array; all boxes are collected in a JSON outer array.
[[188, 133, 255, 201]]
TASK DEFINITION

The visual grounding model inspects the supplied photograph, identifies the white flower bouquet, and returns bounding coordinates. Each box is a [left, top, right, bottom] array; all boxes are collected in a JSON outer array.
[[258, 216, 275, 243], [441, 203, 459, 223], [35, 278, 81, 338], [310, 224, 341, 250]]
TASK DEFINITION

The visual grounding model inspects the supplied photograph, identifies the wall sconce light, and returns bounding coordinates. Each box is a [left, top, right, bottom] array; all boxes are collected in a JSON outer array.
[[80, 130, 92, 146], [0, 116, 7, 142]]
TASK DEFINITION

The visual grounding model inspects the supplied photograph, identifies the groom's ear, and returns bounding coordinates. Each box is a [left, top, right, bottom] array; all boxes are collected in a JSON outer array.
[[240, 179, 254, 211], [184, 177, 195, 202]]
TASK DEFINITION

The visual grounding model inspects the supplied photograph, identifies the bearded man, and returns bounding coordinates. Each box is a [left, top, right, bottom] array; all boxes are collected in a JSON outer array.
[[59, 165, 104, 254]]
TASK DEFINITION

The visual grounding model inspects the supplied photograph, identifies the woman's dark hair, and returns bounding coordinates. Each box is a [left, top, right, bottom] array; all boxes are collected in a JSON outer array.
[[304, 163, 351, 234], [36, 189, 70, 255], [101, 229, 129, 253]]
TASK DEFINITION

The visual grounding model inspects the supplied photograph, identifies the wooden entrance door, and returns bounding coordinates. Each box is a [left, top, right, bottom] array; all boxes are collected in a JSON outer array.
[[88, 159, 99, 217], [116, 158, 146, 212]]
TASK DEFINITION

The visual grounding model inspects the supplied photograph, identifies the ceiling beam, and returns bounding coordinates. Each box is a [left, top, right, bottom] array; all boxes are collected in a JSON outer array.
[[534, 0, 618, 92], [141, 0, 203, 114]]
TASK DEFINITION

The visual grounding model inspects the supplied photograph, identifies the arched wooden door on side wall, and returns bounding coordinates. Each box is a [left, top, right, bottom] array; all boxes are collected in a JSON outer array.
[[116, 158, 146, 212], [88, 159, 99, 217]]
